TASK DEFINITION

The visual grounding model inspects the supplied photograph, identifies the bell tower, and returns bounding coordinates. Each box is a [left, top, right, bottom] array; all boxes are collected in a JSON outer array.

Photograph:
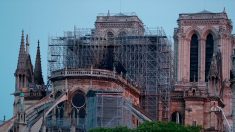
[[174, 10, 232, 83], [173, 10, 233, 129]]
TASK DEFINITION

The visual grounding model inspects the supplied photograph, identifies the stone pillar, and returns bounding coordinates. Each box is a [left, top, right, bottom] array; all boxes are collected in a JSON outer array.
[[199, 39, 206, 82], [220, 37, 226, 80], [185, 39, 190, 82], [177, 38, 183, 81], [179, 37, 189, 82]]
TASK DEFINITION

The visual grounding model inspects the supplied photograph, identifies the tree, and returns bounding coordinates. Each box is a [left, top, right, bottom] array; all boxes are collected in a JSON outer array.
[[89, 121, 201, 132], [136, 121, 201, 132], [89, 126, 131, 132]]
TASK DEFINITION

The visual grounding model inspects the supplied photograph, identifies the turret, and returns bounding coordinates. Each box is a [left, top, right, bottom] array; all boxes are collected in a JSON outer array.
[[16, 30, 26, 70], [14, 31, 34, 115], [15, 30, 27, 91]]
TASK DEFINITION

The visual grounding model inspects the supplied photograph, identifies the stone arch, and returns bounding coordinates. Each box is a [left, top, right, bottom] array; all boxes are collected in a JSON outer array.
[[201, 27, 218, 40], [201, 27, 219, 52], [185, 26, 202, 40], [171, 111, 183, 124], [69, 86, 87, 97]]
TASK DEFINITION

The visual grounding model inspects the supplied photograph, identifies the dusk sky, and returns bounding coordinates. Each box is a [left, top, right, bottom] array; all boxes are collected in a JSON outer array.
[[0, 0, 234, 120]]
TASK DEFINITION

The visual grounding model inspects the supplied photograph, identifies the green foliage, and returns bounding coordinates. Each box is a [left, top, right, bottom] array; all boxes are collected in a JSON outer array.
[[89, 121, 201, 132], [89, 126, 131, 132], [136, 121, 201, 132]]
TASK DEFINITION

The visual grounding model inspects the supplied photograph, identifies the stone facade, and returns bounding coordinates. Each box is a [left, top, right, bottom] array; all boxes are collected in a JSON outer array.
[[172, 10, 233, 131], [94, 12, 144, 37]]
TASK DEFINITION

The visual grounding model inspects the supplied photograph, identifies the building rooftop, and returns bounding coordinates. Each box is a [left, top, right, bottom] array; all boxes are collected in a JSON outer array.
[[96, 12, 143, 24], [197, 9, 214, 14], [179, 9, 228, 20]]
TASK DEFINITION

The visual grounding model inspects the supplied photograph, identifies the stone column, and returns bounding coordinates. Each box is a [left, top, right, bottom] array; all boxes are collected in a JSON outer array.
[[185, 38, 190, 82], [199, 39, 206, 82], [220, 37, 226, 80], [177, 37, 183, 81], [181, 37, 189, 82]]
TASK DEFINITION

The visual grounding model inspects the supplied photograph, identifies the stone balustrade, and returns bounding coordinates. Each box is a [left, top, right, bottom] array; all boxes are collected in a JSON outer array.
[[50, 68, 140, 94]]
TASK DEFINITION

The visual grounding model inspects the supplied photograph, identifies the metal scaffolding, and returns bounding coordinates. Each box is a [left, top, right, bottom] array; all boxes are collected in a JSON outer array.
[[86, 91, 132, 130], [48, 26, 174, 121]]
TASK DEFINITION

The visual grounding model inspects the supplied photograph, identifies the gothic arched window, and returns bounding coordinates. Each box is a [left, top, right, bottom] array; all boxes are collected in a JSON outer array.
[[190, 34, 199, 82], [205, 34, 214, 82]]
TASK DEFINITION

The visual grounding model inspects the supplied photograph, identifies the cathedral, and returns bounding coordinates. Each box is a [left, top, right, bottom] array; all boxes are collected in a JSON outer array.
[[0, 10, 235, 132]]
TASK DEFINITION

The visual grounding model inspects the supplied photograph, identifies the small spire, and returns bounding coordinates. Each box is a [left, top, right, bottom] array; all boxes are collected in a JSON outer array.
[[21, 30, 24, 44], [223, 7, 226, 13], [26, 34, 29, 54], [107, 10, 110, 17], [17, 30, 26, 69], [37, 40, 40, 47], [34, 40, 44, 85]]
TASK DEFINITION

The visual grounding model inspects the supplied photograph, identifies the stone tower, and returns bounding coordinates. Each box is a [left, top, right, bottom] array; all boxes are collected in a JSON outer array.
[[94, 11, 144, 38], [14, 31, 34, 114], [172, 10, 233, 131], [14, 31, 45, 115]]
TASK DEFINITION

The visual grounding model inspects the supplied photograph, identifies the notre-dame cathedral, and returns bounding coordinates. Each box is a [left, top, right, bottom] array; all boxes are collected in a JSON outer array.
[[0, 10, 235, 132]]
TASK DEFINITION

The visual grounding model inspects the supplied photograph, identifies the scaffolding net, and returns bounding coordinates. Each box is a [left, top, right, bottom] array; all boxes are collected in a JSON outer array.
[[86, 91, 132, 130]]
